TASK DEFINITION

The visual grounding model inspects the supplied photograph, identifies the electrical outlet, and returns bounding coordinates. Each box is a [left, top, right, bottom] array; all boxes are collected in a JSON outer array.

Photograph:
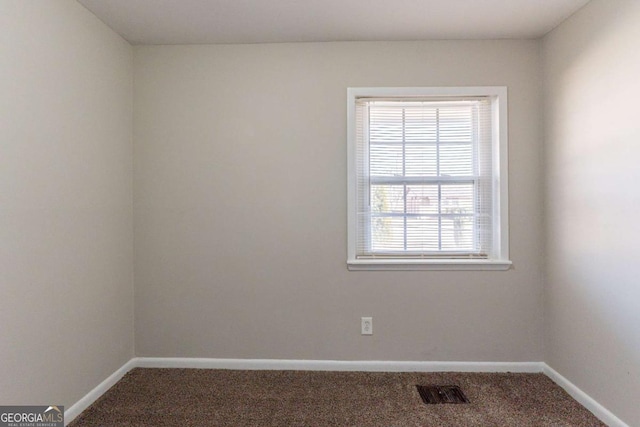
[[361, 317, 373, 335]]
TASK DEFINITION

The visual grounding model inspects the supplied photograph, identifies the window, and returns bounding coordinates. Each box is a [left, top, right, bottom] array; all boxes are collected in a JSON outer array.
[[347, 87, 511, 270]]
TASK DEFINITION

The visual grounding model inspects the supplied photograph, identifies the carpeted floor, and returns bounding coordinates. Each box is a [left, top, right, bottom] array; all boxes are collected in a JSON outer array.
[[69, 368, 606, 426]]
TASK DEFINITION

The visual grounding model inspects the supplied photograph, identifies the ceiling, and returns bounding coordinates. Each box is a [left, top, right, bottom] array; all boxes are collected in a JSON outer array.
[[77, 0, 590, 45]]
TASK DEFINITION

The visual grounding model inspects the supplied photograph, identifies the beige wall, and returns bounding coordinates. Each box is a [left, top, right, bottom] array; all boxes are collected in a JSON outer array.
[[543, 0, 640, 425], [134, 40, 544, 361], [0, 0, 133, 409]]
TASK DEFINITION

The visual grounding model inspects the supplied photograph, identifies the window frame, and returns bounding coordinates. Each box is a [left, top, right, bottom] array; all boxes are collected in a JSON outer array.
[[347, 87, 512, 271]]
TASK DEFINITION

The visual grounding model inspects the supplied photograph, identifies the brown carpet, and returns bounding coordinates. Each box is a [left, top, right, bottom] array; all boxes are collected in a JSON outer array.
[[69, 368, 606, 426]]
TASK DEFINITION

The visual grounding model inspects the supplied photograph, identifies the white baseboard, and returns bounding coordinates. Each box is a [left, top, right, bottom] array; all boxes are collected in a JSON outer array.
[[64, 358, 137, 426], [135, 357, 543, 373], [542, 363, 629, 427], [65, 357, 627, 427]]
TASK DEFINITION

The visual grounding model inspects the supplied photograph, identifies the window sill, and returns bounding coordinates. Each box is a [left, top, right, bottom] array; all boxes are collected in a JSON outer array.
[[347, 258, 513, 271]]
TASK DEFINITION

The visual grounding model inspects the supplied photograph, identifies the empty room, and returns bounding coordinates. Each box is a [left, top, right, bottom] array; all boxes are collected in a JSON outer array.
[[1, 0, 638, 426]]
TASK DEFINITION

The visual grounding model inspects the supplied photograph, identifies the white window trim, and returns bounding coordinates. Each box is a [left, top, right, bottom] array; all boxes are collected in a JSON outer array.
[[347, 86, 512, 271]]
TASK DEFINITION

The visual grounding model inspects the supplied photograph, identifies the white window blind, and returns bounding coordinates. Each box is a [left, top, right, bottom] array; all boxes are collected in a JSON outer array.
[[348, 87, 510, 270]]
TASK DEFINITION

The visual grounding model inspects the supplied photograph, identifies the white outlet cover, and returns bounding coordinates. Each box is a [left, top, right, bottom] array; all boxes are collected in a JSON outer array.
[[361, 317, 373, 335]]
